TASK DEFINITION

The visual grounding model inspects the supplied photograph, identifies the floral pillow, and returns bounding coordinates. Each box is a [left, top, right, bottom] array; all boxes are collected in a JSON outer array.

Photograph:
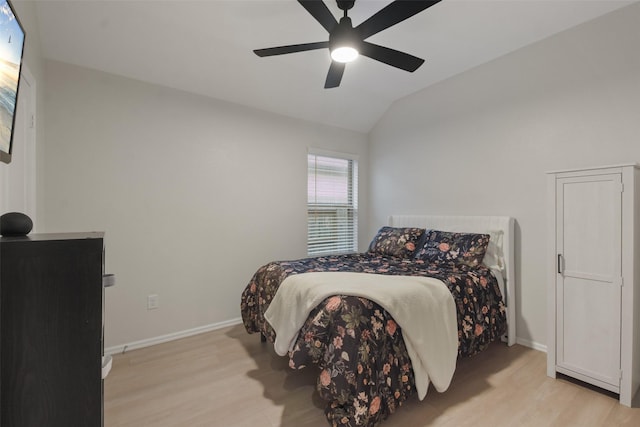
[[368, 226, 425, 259], [414, 230, 490, 268]]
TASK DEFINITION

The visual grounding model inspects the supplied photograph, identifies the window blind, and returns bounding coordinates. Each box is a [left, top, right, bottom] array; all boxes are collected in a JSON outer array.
[[307, 152, 358, 256]]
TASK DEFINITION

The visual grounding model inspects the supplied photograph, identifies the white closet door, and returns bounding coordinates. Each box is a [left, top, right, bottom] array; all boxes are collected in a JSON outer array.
[[556, 173, 622, 390]]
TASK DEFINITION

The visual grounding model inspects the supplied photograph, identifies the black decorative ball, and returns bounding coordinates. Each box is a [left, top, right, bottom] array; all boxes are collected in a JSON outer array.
[[1, 212, 33, 236]]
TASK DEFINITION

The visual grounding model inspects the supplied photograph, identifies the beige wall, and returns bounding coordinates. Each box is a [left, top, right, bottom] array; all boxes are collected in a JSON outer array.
[[42, 60, 368, 348], [369, 3, 640, 349]]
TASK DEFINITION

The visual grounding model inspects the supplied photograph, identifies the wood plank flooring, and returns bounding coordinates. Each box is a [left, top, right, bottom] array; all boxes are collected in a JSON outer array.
[[104, 325, 640, 426]]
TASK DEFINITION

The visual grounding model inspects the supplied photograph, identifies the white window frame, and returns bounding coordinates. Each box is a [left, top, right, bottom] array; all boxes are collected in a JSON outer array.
[[307, 149, 359, 256]]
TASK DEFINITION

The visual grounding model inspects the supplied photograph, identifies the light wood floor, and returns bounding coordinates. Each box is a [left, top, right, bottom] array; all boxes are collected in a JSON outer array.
[[105, 325, 640, 427]]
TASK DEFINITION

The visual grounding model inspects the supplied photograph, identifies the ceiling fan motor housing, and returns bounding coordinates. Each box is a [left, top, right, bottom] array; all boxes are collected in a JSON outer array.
[[337, 0, 355, 12], [329, 16, 360, 52]]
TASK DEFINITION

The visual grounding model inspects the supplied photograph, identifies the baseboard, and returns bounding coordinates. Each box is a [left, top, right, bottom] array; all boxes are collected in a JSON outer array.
[[105, 319, 548, 356], [104, 317, 243, 355], [516, 336, 547, 353]]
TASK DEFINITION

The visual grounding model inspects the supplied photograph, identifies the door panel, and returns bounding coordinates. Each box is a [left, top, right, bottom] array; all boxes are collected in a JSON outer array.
[[556, 174, 622, 387], [560, 276, 621, 382]]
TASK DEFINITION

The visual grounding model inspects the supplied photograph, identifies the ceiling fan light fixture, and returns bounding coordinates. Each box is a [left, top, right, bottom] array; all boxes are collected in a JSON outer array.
[[329, 15, 360, 63], [331, 46, 359, 63]]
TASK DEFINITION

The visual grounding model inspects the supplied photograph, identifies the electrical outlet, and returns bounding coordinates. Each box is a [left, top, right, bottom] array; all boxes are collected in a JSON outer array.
[[147, 294, 159, 310]]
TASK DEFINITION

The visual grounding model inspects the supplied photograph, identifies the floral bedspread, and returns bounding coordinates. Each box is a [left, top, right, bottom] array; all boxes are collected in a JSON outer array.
[[240, 253, 507, 427]]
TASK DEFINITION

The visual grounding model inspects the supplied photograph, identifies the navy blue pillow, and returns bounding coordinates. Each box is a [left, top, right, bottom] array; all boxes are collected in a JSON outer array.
[[414, 230, 490, 268], [368, 226, 425, 259]]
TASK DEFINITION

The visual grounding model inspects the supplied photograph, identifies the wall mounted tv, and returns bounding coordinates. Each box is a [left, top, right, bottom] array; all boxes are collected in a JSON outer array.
[[0, 0, 25, 164]]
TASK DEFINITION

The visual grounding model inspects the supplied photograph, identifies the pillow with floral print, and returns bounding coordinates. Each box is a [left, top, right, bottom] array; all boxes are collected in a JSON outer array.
[[367, 226, 425, 259], [414, 230, 490, 268]]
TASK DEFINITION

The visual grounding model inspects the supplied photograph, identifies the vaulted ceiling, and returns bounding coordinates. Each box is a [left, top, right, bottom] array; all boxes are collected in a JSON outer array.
[[33, 0, 636, 133]]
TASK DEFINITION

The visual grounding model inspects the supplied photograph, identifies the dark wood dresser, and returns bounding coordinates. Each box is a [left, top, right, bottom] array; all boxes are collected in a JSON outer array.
[[0, 232, 105, 427]]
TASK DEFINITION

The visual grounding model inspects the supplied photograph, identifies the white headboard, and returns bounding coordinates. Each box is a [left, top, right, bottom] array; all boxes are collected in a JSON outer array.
[[389, 215, 516, 346]]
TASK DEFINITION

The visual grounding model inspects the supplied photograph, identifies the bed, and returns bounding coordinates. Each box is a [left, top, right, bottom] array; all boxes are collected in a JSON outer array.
[[240, 215, 516, 426]]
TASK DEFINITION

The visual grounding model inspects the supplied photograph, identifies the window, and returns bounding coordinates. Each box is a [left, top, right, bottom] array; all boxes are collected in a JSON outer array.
[[307, 151, 358, 256]]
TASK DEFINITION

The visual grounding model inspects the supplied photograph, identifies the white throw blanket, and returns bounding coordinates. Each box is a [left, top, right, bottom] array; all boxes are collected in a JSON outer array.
[[263, 272, 457, 400]]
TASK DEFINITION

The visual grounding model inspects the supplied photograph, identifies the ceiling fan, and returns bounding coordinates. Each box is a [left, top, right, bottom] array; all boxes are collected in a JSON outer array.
[[254, 0, 442, 89]]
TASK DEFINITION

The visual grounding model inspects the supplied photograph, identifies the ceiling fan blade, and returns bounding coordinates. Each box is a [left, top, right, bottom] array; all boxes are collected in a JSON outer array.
[[254, 41, 329, 57], [356, 0, 441, 40], [359, 41, 425, 72], [298, 0, 338, 34], [324, 61, 346, 88]]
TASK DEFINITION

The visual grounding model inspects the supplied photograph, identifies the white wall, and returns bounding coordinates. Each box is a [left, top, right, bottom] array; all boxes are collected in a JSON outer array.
[[369, 3, 640, 349], [42, 60, 368, 348]]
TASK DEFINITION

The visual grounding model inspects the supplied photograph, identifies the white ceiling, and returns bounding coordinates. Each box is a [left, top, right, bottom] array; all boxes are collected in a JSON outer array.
[[33, 0, 636, 133]]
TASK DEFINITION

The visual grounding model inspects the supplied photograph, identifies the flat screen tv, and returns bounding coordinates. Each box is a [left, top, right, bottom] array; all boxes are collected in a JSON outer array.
[[0, 0, 25, 164]]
